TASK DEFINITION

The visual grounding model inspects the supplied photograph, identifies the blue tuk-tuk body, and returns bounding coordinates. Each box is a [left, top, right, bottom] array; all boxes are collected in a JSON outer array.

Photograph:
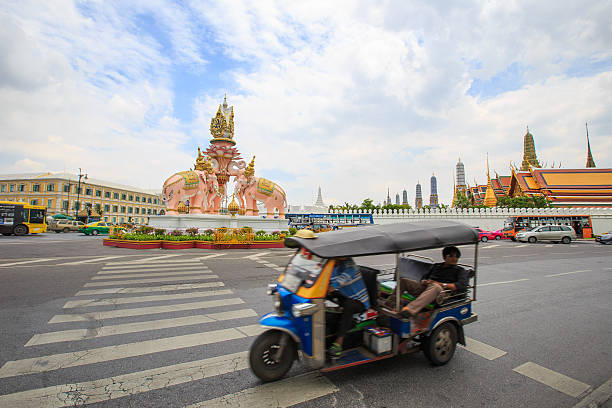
[[249, 221, 480, 382]]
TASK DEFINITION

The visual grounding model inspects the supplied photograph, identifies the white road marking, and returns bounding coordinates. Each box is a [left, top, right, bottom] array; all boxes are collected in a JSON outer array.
[[572, 377, 612, 408], [75, 281, 222, 296], [0, 352, 249, 407], [460, 337, 507, 360], [0, 258, 56, 267], [92, 270, 213, 280], [49, 298, 244, 323], [0, 324, 263, 379], [275, 267, 285, 272], [106, 254, 185, 264], [502, 254, 532, 257], [63, 288, 233, 308], [263, 263, 278, 268], [244, 251, 270, 259], [545, 244, 553, 247], [97, 265, 207, 274], [515, 244, 529, 248], [479, 279, 530, 287], [545, 270, 592, 278], [56, 256, 127, 266], [26, 309, 257, 346], [198, 253, 226, 260], [481, 244, 500, 249], [186, 371, 339, 408], [102, 262, 202, 270], [84, 275, 215, 287], [513, 362, 592, 398]]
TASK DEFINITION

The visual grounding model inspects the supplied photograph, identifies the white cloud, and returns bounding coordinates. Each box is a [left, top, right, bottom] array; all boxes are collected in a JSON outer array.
[[1, 1, 611, 208]]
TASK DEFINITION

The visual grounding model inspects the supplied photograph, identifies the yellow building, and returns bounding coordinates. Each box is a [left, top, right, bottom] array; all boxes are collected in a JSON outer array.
[[0, 172, 164, 224]]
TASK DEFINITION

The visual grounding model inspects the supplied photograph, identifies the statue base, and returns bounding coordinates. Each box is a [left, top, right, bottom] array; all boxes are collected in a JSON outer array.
[[148, 214, 289, 232]]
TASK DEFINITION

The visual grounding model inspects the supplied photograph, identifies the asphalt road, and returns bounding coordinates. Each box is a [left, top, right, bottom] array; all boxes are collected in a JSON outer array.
[[0, 232, 610, 407]]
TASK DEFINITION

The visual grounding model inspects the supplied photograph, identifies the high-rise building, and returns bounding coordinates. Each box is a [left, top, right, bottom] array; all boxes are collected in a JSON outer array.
[[395, 193, 400, 205], [520, 126, 541, 171], [429, 173, 438, 208], [415, 181, 422, 209], [402, 189, 408, 205]]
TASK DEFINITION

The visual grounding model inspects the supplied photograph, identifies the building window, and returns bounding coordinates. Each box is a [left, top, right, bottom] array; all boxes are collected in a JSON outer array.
[[85, 188, 93, 196], [32, 184, 40, 192], [112, 216, 117, 223], [47, 199, 53, 208], [47, 183, 55, 192], [9, 184, 15, 192], [112, 205, 118, 212], [120, 217, 124, 223], [128, 207, 133, 214], [120, 206, 126, 213], [153, 209, 157, 215], [0, 184, 4, 192], [76, 187, 82, 194], [95, 203, 101, 213], [104, 191, 111, 198], [113, 192, 119, 199], [135, 207, 140, 214], [128, 194, 133, 201], [63, 184, 71, 193], [135, 196, 140, 202], [62, 200, 69, 210], [30, 199, 38, 205], [18, 184, 26, 192], [121, 193, 126, 200], [146, 197, 151, 203], [95, 189, 102, 197], [104, 204, 110, 212], [153, 198, 158, 204]]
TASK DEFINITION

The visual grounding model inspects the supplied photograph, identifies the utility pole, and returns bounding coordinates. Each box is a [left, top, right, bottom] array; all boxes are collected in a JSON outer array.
[[75, 168, 87, 219]]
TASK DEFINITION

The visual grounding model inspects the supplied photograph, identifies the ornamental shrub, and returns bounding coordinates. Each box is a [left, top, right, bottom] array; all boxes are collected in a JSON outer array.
[[204, 229, 215, 235], [186, 227, 198, 236], [256, 230, 266, 235], [288, 227, 297, 235], [154, 228, 166, 235], [171, 229, 182, 236]]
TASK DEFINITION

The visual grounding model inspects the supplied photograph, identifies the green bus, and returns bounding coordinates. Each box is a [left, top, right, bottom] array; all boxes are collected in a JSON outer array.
[[0, 201, 47, 236]]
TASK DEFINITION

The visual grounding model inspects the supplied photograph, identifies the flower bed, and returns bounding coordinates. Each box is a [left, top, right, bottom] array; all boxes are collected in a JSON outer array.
[[103, 227, 292, 250]]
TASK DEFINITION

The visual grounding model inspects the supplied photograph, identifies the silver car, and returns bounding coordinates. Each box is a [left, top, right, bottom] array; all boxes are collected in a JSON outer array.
[[516, 225, 576, 244]]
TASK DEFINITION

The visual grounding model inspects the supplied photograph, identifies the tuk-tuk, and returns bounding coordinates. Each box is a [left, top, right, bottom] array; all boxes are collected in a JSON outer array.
[[249, 221, 480, 382]]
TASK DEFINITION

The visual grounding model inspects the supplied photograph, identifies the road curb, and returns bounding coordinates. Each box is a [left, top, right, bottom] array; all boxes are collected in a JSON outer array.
[[573, 377, 612, 408]]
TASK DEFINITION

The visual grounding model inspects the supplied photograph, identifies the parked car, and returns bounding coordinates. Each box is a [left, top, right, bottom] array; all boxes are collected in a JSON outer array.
[[474, 228, 504, 242], [79, 221, 113, 235], [49, 220, 85, 233], [595, 232, 612, 245], [516, 225, 576, 244]]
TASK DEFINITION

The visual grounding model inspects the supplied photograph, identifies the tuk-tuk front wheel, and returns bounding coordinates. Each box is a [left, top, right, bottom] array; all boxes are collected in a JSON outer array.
[[249, 330, 296, 382], [423, 322, 457, 366]]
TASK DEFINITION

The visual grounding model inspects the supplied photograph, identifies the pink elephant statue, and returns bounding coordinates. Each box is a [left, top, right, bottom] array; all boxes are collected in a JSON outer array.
[[235, 174, 287, 217], [162, 170, 219, 215]]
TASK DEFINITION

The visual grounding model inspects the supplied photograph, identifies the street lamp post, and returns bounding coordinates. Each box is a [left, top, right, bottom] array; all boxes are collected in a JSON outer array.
[[75, 168, 87, 219]]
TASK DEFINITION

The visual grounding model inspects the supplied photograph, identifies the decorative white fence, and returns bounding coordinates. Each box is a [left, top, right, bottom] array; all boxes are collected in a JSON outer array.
[[329, 207, 612, 234]]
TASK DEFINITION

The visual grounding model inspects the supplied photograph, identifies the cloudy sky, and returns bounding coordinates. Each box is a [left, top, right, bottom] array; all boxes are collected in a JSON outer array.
[[1, 1, 611, 207]]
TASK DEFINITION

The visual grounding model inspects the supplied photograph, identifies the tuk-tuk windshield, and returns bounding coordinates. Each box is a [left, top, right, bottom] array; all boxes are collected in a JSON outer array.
[[281, 249, 326, 292]]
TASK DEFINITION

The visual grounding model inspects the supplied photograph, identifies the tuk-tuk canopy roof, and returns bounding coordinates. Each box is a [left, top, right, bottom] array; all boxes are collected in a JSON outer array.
[[284, 221, 479, 258]]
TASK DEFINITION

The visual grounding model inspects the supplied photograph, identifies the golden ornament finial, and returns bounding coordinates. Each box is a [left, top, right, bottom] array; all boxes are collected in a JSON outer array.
[[244, 156, 255, 178]]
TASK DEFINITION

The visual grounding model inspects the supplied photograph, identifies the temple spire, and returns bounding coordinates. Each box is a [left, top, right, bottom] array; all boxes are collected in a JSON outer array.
[[520, 126, 541, 171], [586, 123, 596, 168], [484, 153, 497, 207], [314, 186, 325, 207]]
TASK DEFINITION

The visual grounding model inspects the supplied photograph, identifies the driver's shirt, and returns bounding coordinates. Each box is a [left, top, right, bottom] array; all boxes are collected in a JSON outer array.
[[424, 263, 469, 293], [330, 259, 370, 309]]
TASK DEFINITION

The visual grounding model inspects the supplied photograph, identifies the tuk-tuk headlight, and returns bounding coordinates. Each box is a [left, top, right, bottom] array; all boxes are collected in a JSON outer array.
[[266, 283, 278, 296], [292, 303, 318, 317], [274, 292, 282, 313]]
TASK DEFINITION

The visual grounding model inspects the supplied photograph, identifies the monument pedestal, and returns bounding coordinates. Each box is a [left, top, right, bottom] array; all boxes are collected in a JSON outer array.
[[148, 214, 289, 232]]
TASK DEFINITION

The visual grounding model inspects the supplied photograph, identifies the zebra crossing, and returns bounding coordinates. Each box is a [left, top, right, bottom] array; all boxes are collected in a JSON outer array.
[[0, 256, 338, 407]]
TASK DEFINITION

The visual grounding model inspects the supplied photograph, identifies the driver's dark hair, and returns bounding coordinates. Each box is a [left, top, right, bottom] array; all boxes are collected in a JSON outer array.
[[442, 246, 461, 258]]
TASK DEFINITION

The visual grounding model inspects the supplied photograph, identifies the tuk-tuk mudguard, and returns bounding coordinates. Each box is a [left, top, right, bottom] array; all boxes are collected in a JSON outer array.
[[259, 313, 301, 344]]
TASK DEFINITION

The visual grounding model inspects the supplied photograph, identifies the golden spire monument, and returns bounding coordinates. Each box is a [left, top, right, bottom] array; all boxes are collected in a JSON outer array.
[[483, 154, 498, 207], [520, 126, 541, 171]]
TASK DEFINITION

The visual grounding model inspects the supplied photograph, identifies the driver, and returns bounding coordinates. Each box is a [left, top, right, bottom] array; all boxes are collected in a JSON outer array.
[[384, 246, 468, 318], [326, 257, 370, 358]]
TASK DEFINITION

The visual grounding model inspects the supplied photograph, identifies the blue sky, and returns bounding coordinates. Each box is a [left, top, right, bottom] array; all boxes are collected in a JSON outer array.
[[1, 1, 611, 206]]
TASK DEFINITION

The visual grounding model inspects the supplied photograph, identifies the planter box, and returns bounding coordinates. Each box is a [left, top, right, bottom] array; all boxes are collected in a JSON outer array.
[[194, 241, 215, 249], [250, 241, 285, 248], [103, 238, 119, 247], [119, 240, 163, 249], [162, 240, 195, 249]]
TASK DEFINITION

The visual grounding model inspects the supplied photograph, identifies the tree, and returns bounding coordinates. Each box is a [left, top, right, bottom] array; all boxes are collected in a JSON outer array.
[[453, 192, 472, 208], [497, 195, 551, 208]]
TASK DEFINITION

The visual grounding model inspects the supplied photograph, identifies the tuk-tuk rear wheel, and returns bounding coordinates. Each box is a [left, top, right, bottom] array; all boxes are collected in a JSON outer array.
[[423, 322, 457, 366], [249, 330, 296, 382]]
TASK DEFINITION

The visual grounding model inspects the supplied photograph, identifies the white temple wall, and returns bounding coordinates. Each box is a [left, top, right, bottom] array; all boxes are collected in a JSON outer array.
[[330, 208, 612, 235]]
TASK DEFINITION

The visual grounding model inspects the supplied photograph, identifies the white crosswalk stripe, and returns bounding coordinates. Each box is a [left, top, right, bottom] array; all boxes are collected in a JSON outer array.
[[75, 281, 222, 296], [0, 255, 338, 407]]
